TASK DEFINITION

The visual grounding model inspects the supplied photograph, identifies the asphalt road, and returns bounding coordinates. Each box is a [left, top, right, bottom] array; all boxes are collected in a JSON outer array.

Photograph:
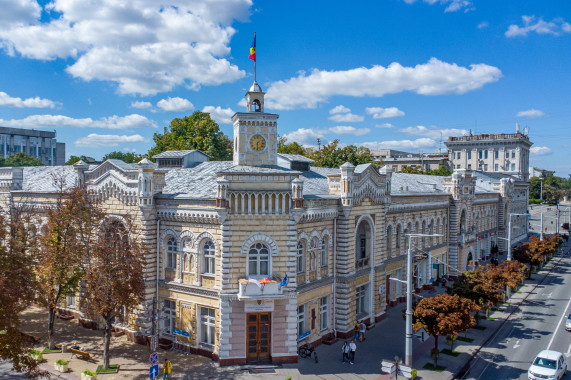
[[529, 204, 571, 236], [460, 245, 571, 380]]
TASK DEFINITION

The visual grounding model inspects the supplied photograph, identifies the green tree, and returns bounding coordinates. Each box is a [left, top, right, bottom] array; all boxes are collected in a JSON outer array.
[[148, 111, 232, 161], [427, 165, 452, 176], [66, 155, 91, 165], [102, 151, 145, 163], [306, 140, 379, 168], [4, 153, 43, 167], [277, 136, 306, 155]]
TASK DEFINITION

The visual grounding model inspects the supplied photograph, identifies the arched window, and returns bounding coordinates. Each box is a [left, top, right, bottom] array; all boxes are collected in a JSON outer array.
[[309, 238, 318, 271], [320, 236, 328, 267], [166, 237, 177, 269], [421, 220, 426, 248], [248, 242, 270, 276], [297, 241, 305, 273], [396, 225, 401, 250], [386, 226, 392, 256], [202, 241, 215, 275]]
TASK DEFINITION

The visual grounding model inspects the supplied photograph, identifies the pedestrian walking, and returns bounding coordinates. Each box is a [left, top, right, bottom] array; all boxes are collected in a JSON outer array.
[[353, 322, 360, 341], [342, 341, 350, 363], [359, 321, 366, 341], [349, 340, 356, 364], [163, 358, 172, 380]]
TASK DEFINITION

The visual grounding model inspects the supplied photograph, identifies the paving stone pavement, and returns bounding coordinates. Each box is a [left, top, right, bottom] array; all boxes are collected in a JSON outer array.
[[9, 239, 568, 380]]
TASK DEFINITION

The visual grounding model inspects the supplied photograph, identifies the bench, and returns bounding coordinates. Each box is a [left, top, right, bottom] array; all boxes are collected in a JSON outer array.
[[69, 348, 94, 361]]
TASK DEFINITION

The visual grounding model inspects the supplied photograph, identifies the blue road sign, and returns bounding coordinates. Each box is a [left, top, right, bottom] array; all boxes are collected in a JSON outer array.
[[150, 364, 159, 379], [173, 328, 190, 337], [150, 352, 159, 365]]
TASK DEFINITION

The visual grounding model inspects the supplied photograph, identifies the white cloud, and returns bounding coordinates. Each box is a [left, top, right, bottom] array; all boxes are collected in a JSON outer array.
[[477, 21, 489, 29], [283, 128, 326, 146], [328, 126, 370, 136], [361, 138, 436, 150], [0, 1, 251, 95], [506, 16, 571, 38], [402, 0, 474, 13], [265, 58, 501, 110], [329, 105, 351, 114], [328, 113, 364, 122], [0, 114, 156, 129], [131, 101, 153, 109], [399, 125, 468, 140], [365, 107, 405, 119], [516, 109, 545, 118], [376, 123, 395, 129], [156, 97, 194, 112], [530, 146, 552, 156], [202, 105, 235, 124], [0, 91, 57, 108], [122, 147, 137, 153], [75, 133, 146, 148]]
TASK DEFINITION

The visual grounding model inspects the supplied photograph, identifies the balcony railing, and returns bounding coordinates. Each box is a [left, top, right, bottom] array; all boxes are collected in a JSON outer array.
[[356, 257, 370, 269]]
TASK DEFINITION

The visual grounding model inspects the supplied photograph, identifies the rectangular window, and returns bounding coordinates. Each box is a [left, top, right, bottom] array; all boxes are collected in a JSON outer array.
[[67, 295, 76, 308], [479, 151, 483, 159], [297, 304, 306, 337], [495, 163, 499, 171], [484, 150, 488, 159], [511, 150, 516, 158], [163, 300, 176, 335], [511, 163, 516, 171], [467, 164, 472, 169], [505, 150, 509, 158], [467, 151, 472, 159], [356, 284, 367, 316], [494, 150, 499, 159], [320, 239, 328, 267], [457, 152, 461, 159], [200, 307, 216, 345], [319, 297, 329, 330], [297, 243, 304, 273], [484, 164, 488, 171]]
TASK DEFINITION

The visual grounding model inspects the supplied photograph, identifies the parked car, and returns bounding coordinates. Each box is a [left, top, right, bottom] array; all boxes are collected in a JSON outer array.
[[566, 314, 571, 331], [528, 350, 567, 380]]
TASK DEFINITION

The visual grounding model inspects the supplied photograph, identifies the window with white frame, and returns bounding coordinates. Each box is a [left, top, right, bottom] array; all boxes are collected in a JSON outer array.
[[356, 284, 368, 316], [511, 163, 515, 171], [67, 295, 75, 308], [468, 151, 472, 159], [162, 299, 176, 335], [495, 163, 499, 171], [309, 238, 318, 271], [297, 304, 306, 336], [319, 296, 329, 330], [297, 241, 305, 273], [166, 237, 177, 269], [248, 242, 269, 276], [320, 237, 328, 267], [200, 307, 216, 346], [202, 241, 215, 275]]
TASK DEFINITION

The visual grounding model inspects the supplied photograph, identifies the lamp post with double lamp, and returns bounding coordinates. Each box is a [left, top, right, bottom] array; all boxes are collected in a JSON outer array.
[[503, 213, 529, 261], [397, 233, 442, 368]]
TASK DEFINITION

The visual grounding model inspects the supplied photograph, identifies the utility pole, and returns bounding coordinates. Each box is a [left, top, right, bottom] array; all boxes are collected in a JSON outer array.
[[540, 212, 544, 241], [507, 215, 512, 261], [405, 241, 413, 368], [556, 202, 560, 235]]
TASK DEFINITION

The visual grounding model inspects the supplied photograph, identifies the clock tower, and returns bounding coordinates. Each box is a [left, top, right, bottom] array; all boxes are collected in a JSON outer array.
[[232, 81, 279, 166]]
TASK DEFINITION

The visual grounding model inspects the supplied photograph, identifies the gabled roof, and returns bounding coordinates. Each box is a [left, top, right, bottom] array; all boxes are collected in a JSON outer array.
[[22, 166, 77, 192], [277, 153, 314, 163], [152, 150, 211, 159]]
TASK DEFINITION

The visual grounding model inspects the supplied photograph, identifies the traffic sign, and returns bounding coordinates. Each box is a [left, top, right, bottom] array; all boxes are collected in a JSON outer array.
[[398, 364, 413, 378], [381, 360, 396, 378], [149, 364, 159, 379], [149, 352, 158, 365]]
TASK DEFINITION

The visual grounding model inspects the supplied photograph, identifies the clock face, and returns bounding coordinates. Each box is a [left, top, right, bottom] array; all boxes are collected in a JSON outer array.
[[249, 134, 266, 151]]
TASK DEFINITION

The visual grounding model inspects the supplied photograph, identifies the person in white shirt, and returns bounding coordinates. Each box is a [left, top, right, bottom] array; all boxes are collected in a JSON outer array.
[[349, 340, 357, 364]]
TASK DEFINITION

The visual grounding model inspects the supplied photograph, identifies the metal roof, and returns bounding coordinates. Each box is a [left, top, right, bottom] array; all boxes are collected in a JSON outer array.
[[152, 150, 210, 159]]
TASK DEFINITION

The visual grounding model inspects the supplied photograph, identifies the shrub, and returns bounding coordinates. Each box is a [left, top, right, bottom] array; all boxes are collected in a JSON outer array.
[[83, 369, 96, 376], [56, 359, 68, 366], [411, 368, 417, 379]]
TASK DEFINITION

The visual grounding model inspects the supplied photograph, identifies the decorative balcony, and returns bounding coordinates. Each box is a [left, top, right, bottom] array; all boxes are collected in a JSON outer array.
[[238, 278, 284, 299]]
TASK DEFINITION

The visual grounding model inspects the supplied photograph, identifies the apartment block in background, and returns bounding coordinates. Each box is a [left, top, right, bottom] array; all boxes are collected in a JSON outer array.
[[0, 126, 65, 166]]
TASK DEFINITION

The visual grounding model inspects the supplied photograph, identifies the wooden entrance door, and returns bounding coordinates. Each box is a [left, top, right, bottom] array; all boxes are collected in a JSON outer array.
[[246, 312, 271, 363]]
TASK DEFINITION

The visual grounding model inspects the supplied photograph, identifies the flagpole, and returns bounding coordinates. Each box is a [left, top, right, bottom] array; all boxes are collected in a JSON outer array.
[[254, 32, 257, 83]]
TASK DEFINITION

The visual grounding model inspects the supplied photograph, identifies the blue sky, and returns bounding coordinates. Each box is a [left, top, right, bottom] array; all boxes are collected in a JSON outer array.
[[0, 0, 570, 175]]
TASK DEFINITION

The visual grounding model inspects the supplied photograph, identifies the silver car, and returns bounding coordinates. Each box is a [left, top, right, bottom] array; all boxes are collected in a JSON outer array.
[[566, 313, 571, 331]]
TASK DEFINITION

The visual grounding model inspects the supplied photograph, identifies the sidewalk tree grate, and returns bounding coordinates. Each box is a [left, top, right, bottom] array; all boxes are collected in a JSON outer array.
[[423, 363, 446, 372], [96, 364, 119, 374], [456, 336, 474, 343], [441, 349, 460, 357]]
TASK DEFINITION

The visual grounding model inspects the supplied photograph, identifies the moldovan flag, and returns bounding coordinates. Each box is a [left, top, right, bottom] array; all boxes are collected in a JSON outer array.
[[249, 34, 256, 61]]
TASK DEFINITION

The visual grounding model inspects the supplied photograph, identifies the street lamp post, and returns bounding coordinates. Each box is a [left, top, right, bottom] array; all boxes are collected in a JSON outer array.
[[539, 177, 544, 201], [507, 213, 529, 261], [403, 233, 442, 367]]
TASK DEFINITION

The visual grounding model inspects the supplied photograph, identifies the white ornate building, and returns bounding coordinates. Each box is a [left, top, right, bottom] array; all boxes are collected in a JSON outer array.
[[0, 81, 529, 365]]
